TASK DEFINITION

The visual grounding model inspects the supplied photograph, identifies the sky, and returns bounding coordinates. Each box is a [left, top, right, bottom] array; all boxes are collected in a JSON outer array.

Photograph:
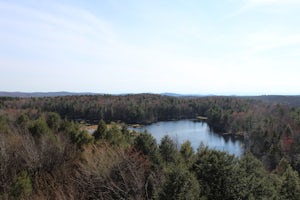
[[1, 0, 300, 95]]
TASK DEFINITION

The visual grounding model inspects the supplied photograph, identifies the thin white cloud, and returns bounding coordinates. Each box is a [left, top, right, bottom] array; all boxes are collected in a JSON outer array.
[[0, 1, 218, 93], [0, 1, 121, 60], [0, 1, 195, 65], [1, 1, 300, 94]]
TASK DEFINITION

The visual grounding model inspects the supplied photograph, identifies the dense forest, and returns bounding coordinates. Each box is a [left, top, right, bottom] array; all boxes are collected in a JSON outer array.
[[1, 94, 300, 199]]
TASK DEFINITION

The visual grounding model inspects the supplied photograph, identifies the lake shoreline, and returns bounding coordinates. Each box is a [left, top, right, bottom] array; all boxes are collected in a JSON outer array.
[[129, 119, 244, 157]]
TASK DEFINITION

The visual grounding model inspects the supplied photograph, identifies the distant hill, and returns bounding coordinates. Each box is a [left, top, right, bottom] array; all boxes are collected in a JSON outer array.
[[2, 92, 300, 108], [0, 91, 207, 98], [243, 95, 300, 108], [0, 91, 98, 97], [160, 93, 208, 97], [163, 94, 300, 107], [160, 93, 185, 97]]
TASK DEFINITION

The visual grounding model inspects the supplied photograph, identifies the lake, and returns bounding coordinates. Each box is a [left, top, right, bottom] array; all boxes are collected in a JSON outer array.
[[130, 120, 244, 157]]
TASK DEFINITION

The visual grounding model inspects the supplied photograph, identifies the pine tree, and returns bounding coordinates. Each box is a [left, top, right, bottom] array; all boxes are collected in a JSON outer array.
[[159, 166, 200, 200], [94, 119, 107, 140], [159, 135, 178, 164], [280, 165, 300, 200]]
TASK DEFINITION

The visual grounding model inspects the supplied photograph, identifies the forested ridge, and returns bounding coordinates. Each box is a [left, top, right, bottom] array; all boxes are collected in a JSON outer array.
[[1, 94, 300, 199]]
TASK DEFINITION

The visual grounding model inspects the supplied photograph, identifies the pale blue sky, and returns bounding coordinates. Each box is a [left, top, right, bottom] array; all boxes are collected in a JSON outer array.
[[1, 0, 300, 95]]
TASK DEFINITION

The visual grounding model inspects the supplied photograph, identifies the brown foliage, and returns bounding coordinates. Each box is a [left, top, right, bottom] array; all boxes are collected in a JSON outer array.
[[76, 144, 153, 199]]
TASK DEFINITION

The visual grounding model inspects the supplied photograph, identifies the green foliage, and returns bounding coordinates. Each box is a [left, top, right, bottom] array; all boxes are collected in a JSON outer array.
[[192, 146, 239, 200], [180, 140, 194, 167], [159, 135, 178, 164], [238, 153, 279, 199], [0, 115, 11, 134], [121, 124, 135, 145], [134, 131, 160, 164], [280, 165, 300, 200], [158, 166, 200, 200], [105, 124, 124, 146], [16, 113, 30, 127], [291, 108, 300, 125], [93, 119, 107, 140], [94, 121, 133, 147], [9, 170, 32, 198], [46, 112, 61, 131], [29, 117, 50, 137], [77, 130, 94, 147], [61, 120, 93, 147], [274, 157, 290, 175]]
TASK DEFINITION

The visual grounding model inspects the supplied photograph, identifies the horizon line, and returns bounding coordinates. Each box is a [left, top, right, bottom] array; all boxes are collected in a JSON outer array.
[[0, 91, 300, 97]]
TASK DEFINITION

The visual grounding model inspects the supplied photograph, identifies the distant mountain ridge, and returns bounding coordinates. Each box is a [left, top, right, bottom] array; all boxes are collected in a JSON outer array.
[[160, 93, 209, 97], [0, 91, 98, 97], [0, 91, 207, 98], [243, 95, 300, 108]]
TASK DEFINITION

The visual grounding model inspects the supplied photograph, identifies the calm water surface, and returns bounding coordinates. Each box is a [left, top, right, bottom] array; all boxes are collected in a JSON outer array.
[[131, 120, 243, 157]]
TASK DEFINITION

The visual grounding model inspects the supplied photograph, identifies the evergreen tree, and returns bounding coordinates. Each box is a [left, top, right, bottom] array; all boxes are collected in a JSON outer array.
[[94, 119, 107, 140], [238, 153, 279, 199], [192, 146, 239, 200], [274, 157, 290, 176], [134, 132, 160, 164], [159, 135, 178, 164], [9, 171, 32, 198], [106, 123, 127, 146], [180, 140, 194, 167], [16, 113, 30, 128], [159, 166, 200, 200], [280, 165, 300, 200], [46, 112, 61, 131], [29, 117, 50, 137]]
